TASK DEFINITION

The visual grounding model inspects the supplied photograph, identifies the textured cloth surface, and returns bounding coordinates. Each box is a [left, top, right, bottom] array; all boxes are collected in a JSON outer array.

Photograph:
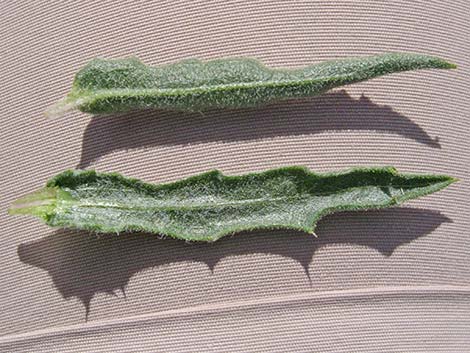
[[0, 1, 469, 351]]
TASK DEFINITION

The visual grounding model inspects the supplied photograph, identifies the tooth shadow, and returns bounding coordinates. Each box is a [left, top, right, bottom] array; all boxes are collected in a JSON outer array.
[[17, 208, 450, 320], [78, 90, 440, 168]]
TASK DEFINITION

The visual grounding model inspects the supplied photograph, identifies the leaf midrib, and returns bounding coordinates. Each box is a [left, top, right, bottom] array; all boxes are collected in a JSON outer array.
[[70, 71, 360, 100], [62, 185, 399, 212], [64, 195, 308, 211]]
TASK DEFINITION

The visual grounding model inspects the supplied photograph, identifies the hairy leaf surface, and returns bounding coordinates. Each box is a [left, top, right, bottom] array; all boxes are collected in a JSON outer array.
[[9, 167, 456, 242], [46, 53, 456, 116]]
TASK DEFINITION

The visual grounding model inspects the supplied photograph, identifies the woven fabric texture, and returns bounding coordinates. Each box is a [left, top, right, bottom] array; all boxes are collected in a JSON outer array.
[[0, 1, 469, 352]]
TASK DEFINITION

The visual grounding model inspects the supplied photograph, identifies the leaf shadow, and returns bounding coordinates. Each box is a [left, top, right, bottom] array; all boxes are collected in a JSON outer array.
[[78, 90, 440, 168], [17, 208, 450, 320]]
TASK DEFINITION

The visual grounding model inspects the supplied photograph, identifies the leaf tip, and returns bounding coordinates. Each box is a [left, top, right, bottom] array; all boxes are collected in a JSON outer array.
[[432, 174, 459, 195], [436, 174, 459, 187]]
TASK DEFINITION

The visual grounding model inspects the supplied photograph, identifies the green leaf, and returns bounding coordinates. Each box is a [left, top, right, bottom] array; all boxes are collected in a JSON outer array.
[[46, 53, 456, 117], [9, 167, 456, 242]]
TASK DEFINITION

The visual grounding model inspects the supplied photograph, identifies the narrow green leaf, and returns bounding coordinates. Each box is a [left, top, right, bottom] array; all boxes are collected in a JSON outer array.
[[46, 53, 456, 117], [9, 167, 456, 242]]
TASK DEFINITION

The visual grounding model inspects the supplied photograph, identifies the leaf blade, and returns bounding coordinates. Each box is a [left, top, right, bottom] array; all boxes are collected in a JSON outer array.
[[9, 167, 456, 242], [46, 53, 456, 116]]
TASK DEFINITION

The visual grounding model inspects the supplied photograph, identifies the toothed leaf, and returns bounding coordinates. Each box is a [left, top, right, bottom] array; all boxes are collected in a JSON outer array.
[[46, 52, 456, 116], [9, 167, 456, 242]]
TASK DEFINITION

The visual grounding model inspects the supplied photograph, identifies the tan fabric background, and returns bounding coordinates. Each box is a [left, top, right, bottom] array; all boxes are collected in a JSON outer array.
[[1, 1, 469, 352]]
